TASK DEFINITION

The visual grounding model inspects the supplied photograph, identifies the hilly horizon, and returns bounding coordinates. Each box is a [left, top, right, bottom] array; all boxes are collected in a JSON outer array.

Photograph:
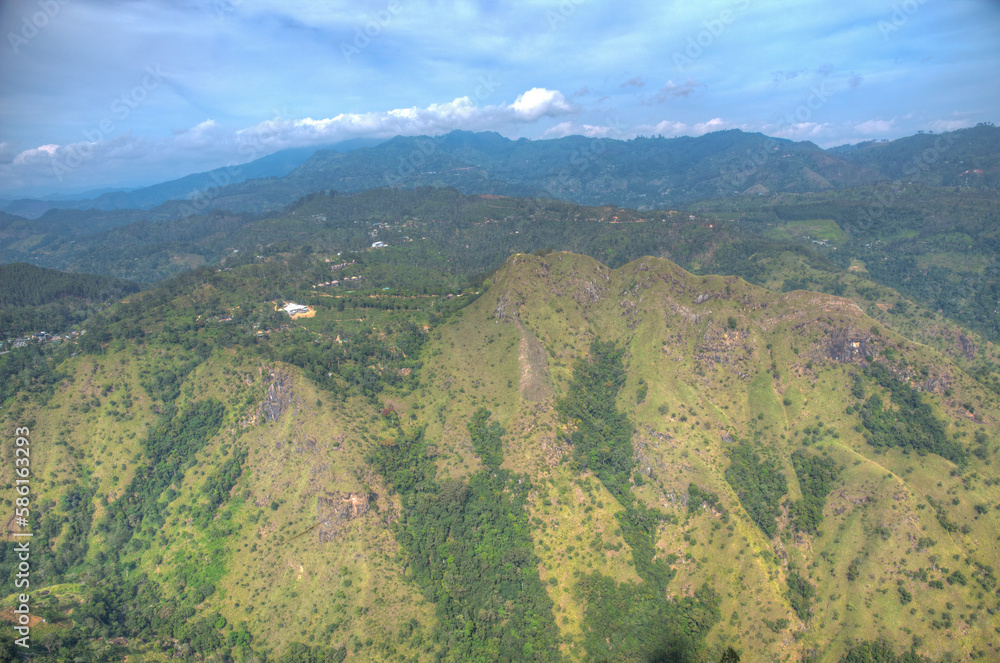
[[4, 125, 999, 222], [0, 138, 388, 219]]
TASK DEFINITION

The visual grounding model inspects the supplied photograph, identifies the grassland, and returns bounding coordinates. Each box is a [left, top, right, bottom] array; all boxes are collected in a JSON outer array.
[[2, 251, 998, 662]]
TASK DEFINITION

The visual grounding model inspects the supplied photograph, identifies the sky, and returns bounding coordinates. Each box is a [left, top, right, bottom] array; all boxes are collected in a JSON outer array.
[[1, 0, 998, 198]]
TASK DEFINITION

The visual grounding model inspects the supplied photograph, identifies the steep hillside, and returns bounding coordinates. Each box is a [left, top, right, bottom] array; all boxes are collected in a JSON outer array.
[[2, 252, 998, 662], [408, 252, 1000, 661], [0, 349, 432, 661], [829, 124, 1000, 189]]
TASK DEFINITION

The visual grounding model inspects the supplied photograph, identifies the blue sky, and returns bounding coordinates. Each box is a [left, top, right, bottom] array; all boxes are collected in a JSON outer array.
[[1, 0, 998, 197]]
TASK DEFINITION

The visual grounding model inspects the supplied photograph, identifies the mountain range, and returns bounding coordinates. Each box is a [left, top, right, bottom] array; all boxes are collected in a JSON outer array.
[[2, 125, 1000, 663], [3, 125, 997, 221], [0, 138, 385, 219]]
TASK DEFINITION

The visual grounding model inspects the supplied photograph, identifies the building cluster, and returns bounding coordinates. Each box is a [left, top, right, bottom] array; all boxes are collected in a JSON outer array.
[[1, 330, 84, 354], [313, 275, 363, 289], [324, 259, 356, 271]]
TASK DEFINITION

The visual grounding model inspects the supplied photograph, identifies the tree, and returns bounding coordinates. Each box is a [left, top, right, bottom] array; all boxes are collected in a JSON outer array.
[[720, 647, 741, 663]]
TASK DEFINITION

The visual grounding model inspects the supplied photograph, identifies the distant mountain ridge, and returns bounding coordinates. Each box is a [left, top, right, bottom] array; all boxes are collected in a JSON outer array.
[[3, 125, 997, 220], [0, 138, 385, 219], [829, 124, 1000, 184], [197, 123, 999, 214], [181, 128, 887, 213]]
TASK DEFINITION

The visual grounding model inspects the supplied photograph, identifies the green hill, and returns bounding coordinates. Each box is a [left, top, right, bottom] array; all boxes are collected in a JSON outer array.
[[829, 123, 1000, 189], [1, 251, 997, 662], [0, 263, 138, 308], [0, 263, 139, 337]]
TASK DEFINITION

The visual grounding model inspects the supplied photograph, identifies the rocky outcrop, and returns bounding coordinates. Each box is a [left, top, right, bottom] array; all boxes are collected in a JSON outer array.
[[317, 491, 372, 542], [825, 327, 874, 363], [261, 369, 293, 422], [494, 292, 520, 322], [517, 321, 552, 401], [956, 333, 975, 361]]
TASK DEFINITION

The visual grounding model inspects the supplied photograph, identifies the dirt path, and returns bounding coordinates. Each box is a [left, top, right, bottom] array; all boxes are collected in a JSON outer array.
[[0, 608, 44, 628]]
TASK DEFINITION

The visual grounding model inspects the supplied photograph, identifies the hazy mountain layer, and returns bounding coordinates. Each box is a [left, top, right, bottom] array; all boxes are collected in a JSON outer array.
[[4, 125, 997, 223]]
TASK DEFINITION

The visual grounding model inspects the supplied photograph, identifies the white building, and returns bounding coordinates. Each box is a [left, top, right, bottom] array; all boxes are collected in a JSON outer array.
[[282, 302, 310, 316]]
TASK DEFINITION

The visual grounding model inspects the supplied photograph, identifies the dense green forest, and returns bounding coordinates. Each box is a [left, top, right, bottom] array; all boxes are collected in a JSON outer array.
[[789, 450, 841, 534], [858, 364, 962, 463], [0, 263, 138, 308], [724, 441, 787, 538], [371, 414, 560, 660], [0, 263, 139, 336]]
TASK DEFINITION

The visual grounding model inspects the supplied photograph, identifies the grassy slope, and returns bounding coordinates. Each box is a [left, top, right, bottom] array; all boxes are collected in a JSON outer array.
[[1, 349, 434, 660], [396, 252, 1000, 662], [2, 251, 998, 662]]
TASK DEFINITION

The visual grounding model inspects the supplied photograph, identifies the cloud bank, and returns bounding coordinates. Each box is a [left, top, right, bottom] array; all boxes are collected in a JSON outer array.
[[0, 88, 576, 194]]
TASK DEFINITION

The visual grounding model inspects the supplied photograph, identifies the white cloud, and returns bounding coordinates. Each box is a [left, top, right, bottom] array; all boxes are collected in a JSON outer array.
[[768, 122, 830, 139], [232, 88, 574, 150], [13, 144, 59, 164], [542, 122, 577, 138], [691, 117, 731, 134], [542, 121, 620, 139], [173, 119, 227, 149], [646, 79, 704, 104], [635, 117, 737, 137], [0, 88, 578, 194], [926, 118, 973, 132], [510, 88, 573, 122], [855, 118, 895, 134], [643, 120, 690, 136], [1, 132, 152, 194]]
